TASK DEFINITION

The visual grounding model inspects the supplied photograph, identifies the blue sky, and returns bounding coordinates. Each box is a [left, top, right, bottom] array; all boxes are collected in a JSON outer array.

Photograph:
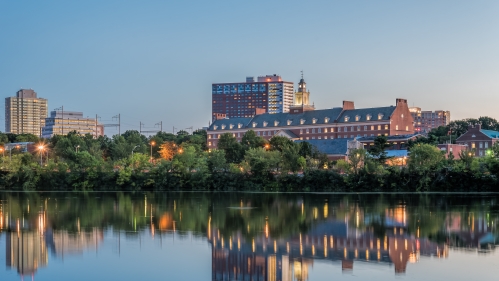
[[1, 0, 498, 135]]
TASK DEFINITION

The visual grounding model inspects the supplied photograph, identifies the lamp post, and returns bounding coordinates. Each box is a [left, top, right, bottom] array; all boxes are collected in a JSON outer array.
[[150, 141, 155, 162], [131, 145, 139, 172], [75, 145, 80, 153], [38, 145, 45, 167]]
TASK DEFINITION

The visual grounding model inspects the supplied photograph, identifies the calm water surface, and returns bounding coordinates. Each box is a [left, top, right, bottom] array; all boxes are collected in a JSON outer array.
[[0, 192, 498, 281]]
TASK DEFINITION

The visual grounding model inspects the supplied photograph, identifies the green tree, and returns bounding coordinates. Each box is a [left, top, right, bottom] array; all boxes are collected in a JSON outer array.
[[241, 130, 267, 150], [408, 144, 445, 171], [369, 135, 391, 164], [217, 133, 243, 163], [243, 148, 281, 176]]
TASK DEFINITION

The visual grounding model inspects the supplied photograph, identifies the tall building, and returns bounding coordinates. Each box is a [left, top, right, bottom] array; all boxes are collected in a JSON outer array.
[[409, 107, 450, 133], [41, 111, 104, 138], [5, 89, 48, 136], [212, 74, 294, 120]]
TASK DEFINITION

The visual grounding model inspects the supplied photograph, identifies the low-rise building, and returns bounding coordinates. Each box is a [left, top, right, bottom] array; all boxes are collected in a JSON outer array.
[[455, 124, 499, 157], [41, 111, 104, 138], [207, 98, 415, 150], [437, 143, 468, 159]]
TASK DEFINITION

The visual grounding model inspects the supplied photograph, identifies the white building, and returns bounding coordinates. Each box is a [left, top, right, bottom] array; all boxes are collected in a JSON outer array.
[[41, 111, 104, 138]]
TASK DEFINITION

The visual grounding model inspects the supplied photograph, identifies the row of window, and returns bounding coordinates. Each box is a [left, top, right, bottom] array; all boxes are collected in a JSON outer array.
[[470, 142, 489, 149]]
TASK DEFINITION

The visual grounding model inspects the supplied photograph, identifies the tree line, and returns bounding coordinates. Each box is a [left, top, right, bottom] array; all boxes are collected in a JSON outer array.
[[0, 115, 498, 191]]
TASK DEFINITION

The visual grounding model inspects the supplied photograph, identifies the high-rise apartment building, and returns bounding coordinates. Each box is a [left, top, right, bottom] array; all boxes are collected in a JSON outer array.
[[5, 89, 48, 136], [409, 107, 450, 133], [41, 111, 104, 138], [212, 74, 294, 120]]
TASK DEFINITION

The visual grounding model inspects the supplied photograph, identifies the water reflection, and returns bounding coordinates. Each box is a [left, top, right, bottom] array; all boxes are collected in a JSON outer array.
[[0, 193, 497, 280]]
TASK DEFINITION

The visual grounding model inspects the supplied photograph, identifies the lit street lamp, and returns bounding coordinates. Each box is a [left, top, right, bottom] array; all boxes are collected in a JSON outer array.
[[38, 145, 45, 167], [75, 145, 80, 153], [150, 141, 155, 162]]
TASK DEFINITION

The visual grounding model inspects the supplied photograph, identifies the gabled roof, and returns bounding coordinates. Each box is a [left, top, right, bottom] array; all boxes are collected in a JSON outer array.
[[275, 129, 299, 139], [481, 129, 499, 139], [209, 117, 252, 131], [337, 106, 396, 123], [295, 138, 353, 155]]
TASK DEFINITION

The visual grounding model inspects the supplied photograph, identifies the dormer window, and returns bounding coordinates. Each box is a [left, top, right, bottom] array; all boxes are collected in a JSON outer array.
[[252, 122, 257, 128], [300, 119, 305, 125], [274, 120, 279, 126], [221, 124, 226, 130], [312, 118, 318, 124], [366, 114, 372, 121], [229, 124, 234, 129], [213, 125, 218, 130], [263, 121, 268, 127], [324, 117, 330, 123], [378, 113, 384, 120], [344, 116, 350, 122], [238, 123, 242, 129], [355, 115, 360, 121], [287, 120, 292, 126]]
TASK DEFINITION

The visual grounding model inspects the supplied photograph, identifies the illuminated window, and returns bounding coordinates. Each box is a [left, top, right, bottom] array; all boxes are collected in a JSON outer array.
[[229, 124, 234, 129], [344, 116, 350, 122], [378, 113, 384, 120], [396, 125, 399, 130], [300, 119, 305, 125], [471, 142, 476, 149], [252, 122, 257, 128], [366, 114, 372, 121], [406, 126, 409, 131], [324, 117, 330, 123], [213, 125, 218, 130], [355, 115, 360, 121], [274, 120, 279, 126], [238, 123, 242, 129], [312, 118, 318, 124], [378, 125, 381, 130], [263, 121, 268, 127], [221, 124, 226, 130], [384, 125, 388, 130], [287, 120, 292, 125]]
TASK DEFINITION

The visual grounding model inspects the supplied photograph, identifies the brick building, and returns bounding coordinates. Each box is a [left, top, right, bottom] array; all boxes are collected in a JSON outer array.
[[409, 107, 450, 134], [207, 98, 415, 150], [212, 74, 294, 120], [455, 124, 499, 157]]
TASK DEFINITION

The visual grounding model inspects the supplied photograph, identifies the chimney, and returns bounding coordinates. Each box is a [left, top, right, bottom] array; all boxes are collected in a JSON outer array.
[[213, 113, 227, 120], [254, 108, 266, 115], [343, 101, 355, 110], [396, 98, 408, 106]]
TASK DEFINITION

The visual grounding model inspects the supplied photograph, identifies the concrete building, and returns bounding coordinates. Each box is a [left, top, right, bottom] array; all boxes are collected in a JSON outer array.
[[41, 111, 104, 138], [409, 107, 450, 134], [212, 74, 294, 119], [455, 124, 499, 157], [5, 89, 48, 136]]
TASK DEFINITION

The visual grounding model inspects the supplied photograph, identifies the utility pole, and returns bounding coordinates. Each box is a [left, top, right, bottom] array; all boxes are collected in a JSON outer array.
[[95, 114, 98, 139]]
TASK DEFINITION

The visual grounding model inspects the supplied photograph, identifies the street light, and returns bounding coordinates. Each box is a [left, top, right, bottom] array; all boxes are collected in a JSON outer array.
[[150, 141, 155, 161], [75, 145, 80, 153], [38, 145, 45, 167]]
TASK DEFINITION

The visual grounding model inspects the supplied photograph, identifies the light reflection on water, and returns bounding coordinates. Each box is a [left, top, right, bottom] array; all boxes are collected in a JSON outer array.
[[0, 192, 498, 281]]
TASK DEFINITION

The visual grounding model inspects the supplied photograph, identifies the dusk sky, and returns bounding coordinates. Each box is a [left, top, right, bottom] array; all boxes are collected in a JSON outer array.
[[1, 0, 498, 135]]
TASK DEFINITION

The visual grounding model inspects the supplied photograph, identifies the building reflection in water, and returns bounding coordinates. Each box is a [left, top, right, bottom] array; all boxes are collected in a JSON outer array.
[[3, 211, 103, 278], [209, 214, 449, 280]]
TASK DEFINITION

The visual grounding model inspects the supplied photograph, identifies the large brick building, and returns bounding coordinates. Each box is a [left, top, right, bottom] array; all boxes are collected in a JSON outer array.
[[212, 74, 294, 120], [455, 124, 499, 157], [207, 98, 415, 150], [409, 107, 450, 134]]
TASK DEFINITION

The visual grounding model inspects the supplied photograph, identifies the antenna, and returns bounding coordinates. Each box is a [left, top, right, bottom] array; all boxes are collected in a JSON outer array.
[[301, 70, 303, 80]]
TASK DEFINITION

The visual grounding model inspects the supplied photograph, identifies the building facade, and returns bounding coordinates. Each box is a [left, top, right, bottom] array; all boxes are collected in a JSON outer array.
[[41, 111, 104, 138], [409, 107, 450, 133], [5, 89, 48, 136], [207, 98, 415, 150], [455, 124, 499, 157], [212, 74, 294, 119]]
